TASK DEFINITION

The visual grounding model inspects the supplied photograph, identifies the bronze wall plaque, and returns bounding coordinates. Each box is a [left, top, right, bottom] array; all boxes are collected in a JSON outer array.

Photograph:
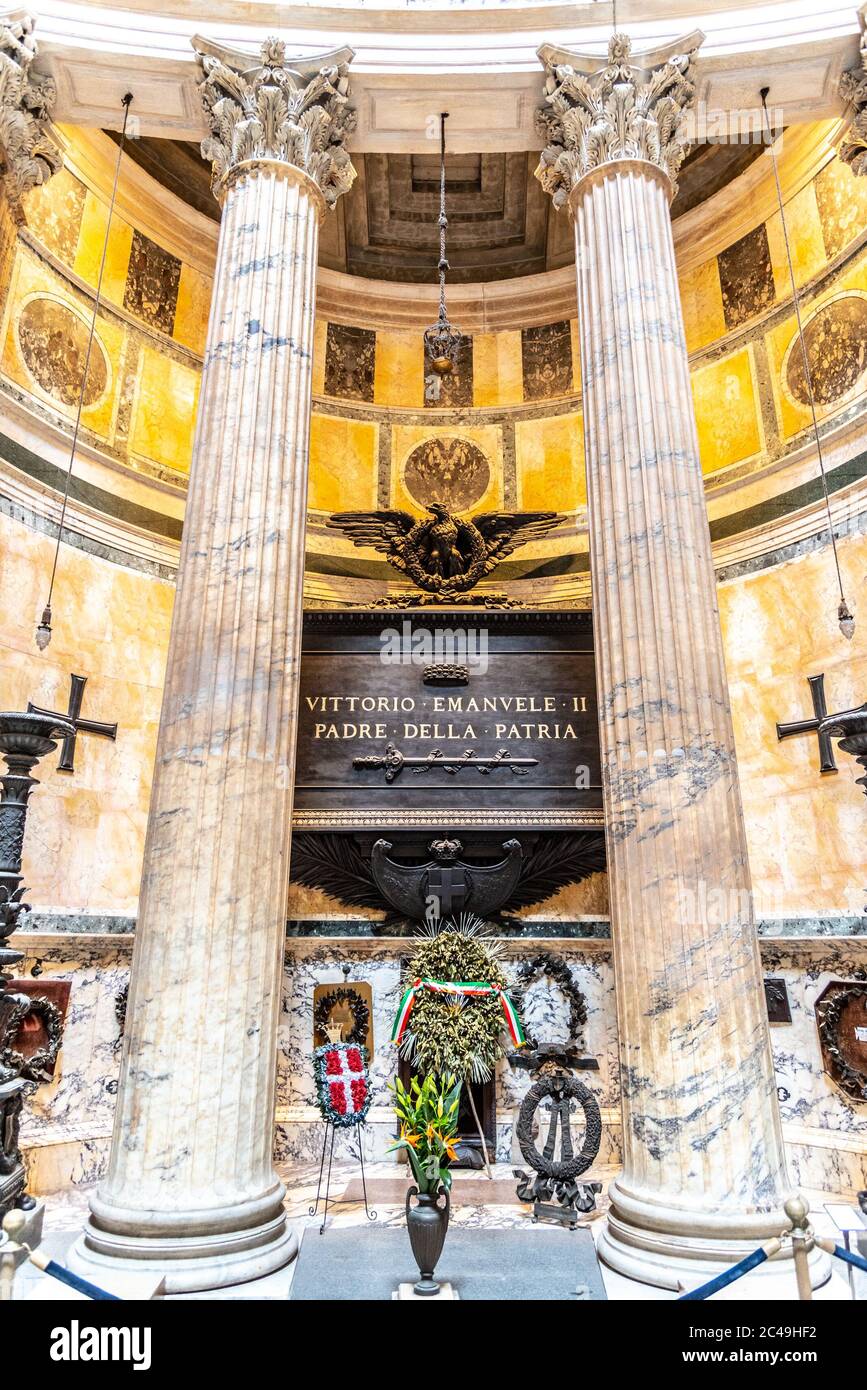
[[764, 977, 792, 1024], [293, 611, 602, 832]]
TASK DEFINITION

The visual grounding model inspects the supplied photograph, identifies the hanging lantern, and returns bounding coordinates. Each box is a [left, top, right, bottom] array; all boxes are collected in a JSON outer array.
[[423, 112, 462, 377], [34, 93, 134, 651], [35, 603, 52, 651], [760, 87, 854, 643]]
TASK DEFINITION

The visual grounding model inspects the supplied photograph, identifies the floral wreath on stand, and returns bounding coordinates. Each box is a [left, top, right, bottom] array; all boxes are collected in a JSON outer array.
[[314, 1041, 373, 1128]]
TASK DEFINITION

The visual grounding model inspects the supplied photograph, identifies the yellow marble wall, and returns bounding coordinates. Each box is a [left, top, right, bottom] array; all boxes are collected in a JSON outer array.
[[308, 415, 378, 512], [0, 146, 864, 525], [130, 347, 200, 475], [720, 531, 867, 916], [515, 412, 586, 511], [0, 512, 173, 914], [691, 348, 762, 477]]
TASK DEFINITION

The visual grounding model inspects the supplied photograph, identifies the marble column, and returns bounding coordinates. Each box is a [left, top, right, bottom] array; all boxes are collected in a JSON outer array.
[[0, 11, 61, 202], [840, 28, 867, 176], [73, 39, 356, 1293], [536, 34, 826, 1289]]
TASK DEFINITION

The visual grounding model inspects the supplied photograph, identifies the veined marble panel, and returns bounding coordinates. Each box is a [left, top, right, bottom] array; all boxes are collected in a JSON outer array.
[[13, 937, 131, 1194], [11, 930, 867, 1197]]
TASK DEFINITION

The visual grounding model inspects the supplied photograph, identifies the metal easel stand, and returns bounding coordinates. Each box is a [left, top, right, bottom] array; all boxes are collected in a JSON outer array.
[[308, 1120, 377, 1234]]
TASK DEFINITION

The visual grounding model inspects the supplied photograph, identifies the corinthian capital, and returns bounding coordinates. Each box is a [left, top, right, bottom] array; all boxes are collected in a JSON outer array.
[[535, 31, 702, 207], [0, 11, 61, 202], [840, 30, 867, 176], [193, 35, 357, 208]]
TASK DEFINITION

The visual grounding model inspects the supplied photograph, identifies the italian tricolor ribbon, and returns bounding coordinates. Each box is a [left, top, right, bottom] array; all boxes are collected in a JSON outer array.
[[391, 978, 526, 1048]]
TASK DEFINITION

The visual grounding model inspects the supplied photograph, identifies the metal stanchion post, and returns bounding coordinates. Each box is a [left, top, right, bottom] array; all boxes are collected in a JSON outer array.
[[785, 1196, 814, 1301], [0, 1209, 26, 1301]]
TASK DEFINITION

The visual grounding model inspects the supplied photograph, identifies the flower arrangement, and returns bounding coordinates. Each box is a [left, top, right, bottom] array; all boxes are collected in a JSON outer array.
[[313, 1041, 372, 1127], [391, 914, 525, 1178], [388, 1072, 461, 1194], [395, 914, 522, 1084]]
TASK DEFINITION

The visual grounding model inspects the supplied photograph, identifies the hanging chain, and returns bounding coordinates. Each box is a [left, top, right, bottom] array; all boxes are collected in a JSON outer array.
[[423, 111, 461, 374], [760, 89, 853, 634], [438, 111, 448, 324], [36, 93, 134, 649]]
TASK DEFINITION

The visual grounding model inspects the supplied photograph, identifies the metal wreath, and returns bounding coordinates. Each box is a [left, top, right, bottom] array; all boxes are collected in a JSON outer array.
[[1, 994, 64, 1082], [516, 1074, 602, 1181], [819, 984, 867, 1101], [512, 951, 588, 1049]]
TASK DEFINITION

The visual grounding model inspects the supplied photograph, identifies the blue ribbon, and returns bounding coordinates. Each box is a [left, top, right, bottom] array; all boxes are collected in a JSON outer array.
[[677, 1246, 769, 1300], [41, 1260, 122, 1301], [829, 1243, 867, 1275]]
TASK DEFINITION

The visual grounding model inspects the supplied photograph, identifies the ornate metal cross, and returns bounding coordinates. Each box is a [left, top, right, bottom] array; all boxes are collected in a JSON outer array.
[[352, 741, 538, 782], [776, 673, 838, 775], [27, 674, 117, 774]]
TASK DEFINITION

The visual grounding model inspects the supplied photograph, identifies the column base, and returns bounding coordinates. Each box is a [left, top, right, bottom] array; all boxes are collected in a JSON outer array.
[[597, 1178, 831, 1293], [70, 1208, 297, 1296]]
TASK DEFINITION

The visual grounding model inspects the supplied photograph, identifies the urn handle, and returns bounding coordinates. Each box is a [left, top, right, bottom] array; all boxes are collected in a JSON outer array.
[[405, 1183, 418, 1222]]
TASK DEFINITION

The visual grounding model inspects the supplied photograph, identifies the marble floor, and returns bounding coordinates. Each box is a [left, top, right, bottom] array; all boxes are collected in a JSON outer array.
[[13, 1162, 859, 1302]]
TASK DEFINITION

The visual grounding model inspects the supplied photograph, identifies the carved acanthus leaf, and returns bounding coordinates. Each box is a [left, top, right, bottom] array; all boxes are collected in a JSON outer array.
[[534, 31, 699, 207], [0, 12, 61, 202], [195, 36, 356, 206], [840, 31, 867, 177]]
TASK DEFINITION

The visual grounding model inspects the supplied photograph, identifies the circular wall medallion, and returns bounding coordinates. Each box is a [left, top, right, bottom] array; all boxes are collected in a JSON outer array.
[[784, 294, 867, 408], [403, 436, 490, 512], [18, 297, 109, 408]]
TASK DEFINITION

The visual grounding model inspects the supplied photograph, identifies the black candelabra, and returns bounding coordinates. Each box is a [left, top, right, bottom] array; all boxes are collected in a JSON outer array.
[[819, 705, 867, 800], [0, 711, 73, 1216]]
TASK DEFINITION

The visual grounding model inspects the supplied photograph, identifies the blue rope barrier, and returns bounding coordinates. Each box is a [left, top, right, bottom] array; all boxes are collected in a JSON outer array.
[[39, 1260, 121, 1301], [677, 1245, 770, 1300], [829, 1243, 867, 1275]]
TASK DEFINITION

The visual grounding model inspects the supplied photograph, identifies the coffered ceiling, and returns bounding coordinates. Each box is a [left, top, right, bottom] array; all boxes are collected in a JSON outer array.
[[110, 137, 768, 283]]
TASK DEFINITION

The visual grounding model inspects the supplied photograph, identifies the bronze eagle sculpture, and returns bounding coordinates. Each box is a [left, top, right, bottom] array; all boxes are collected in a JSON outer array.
[[327, 502, 566, 596]]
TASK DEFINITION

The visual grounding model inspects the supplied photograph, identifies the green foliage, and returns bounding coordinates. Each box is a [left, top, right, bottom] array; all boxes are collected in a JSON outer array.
[[388, 1072, 462, 1194], [399, 919, 511, 1083]]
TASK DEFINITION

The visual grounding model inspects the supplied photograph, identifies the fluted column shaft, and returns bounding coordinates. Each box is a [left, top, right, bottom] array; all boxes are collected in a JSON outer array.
[[77, 162, 323, 1292], [73, 36, 355, 1293], [534, 32, 826, 1288], [573, 159, 793, 1283]]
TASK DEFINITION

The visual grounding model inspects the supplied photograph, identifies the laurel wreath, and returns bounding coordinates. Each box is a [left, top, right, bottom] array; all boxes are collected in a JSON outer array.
[[313, 987, 370, 1048]]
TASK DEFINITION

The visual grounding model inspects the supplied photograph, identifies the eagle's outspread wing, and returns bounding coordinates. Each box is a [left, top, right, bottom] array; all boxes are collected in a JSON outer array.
[[472, 511, 566, 573], [326, 509, 422, 581], [327, 510, 416, 555]]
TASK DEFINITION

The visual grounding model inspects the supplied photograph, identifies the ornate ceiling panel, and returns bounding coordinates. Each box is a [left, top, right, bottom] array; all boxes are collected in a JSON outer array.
[[112, 137, 767, 283]]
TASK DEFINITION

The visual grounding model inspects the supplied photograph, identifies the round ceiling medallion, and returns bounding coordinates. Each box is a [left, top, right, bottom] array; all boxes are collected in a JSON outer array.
[[18, 297, 109, 408], [403, 436, 490, 512], [785, 294, 867, 408]]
